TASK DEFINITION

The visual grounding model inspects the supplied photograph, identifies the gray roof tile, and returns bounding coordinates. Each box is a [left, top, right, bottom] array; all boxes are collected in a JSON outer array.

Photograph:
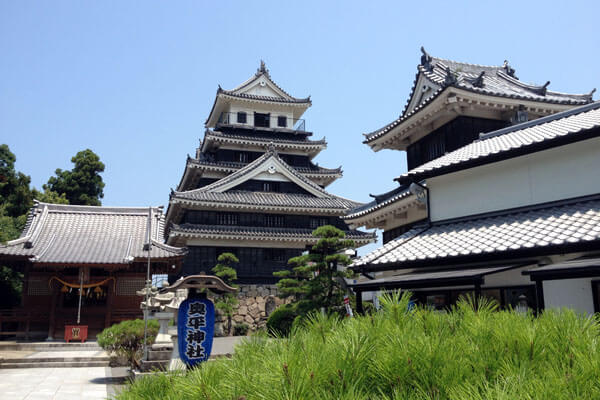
[[0, 203, 186, 265], [170, 224, 375, 244], [364, 51, 594, 144], [354, 196, 600, 269]]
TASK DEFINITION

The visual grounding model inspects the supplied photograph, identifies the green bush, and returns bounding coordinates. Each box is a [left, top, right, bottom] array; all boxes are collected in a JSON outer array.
[[233, 323, 249, 336], [97, 319, 159, 369], [266, 304, 297, 336], [116, 293, 600, 399]]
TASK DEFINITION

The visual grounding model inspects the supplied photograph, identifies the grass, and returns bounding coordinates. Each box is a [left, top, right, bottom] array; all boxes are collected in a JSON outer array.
[[116, 293, 600, 399]]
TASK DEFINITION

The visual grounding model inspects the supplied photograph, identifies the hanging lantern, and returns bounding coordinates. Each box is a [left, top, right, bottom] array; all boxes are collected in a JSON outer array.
[[61, 285, 69, 293], [94, 286, 102, 294]]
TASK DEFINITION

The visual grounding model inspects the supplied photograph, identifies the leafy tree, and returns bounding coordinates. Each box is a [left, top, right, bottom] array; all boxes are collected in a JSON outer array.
[[0, 144, 69, 308], [212, 252, 239, 336], [274, 225, 355, 316], [0, 144, 35, 217], [97, 319, 159, 369], [44, 149, 105, 205]]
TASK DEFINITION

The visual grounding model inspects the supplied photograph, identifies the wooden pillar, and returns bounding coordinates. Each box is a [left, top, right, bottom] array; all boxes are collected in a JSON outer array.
[[47, 282, 58, 340], [355, 290, 364, 315], [534, 279, 545, 315], [474, 281, 482, 311], [104, 281, 114, 329]]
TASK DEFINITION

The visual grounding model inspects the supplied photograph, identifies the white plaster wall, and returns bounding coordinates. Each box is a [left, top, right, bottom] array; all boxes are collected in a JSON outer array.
[[543, 278, 595, 315], [428, 137, 600, 222], [228, 103, 294, 129], [482, 265, 532, 287]]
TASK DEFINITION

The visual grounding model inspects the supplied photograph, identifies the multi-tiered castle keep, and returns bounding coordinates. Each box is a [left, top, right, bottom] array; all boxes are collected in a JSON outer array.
[[165, 62, 373, 290]]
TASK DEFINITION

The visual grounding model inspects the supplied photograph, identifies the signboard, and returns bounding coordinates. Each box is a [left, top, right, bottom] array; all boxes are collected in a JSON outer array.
[[343, 295, 353, 318], [177, 297, 215, 367]]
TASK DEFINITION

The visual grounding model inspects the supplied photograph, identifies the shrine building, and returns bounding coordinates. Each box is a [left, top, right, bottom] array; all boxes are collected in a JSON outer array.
[[0, 202, 186, 340]]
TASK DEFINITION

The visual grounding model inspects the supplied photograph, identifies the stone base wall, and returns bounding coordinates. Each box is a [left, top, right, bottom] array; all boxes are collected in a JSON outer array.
[[214, 284, 286, 336]]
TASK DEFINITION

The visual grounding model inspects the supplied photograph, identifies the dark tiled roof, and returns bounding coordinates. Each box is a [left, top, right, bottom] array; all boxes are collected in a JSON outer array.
[[188, 156, 342, 176], [344, 184, 414, 220], [354, 196, 600, 270], [397, 101, 600, 184], [524, 257, 600, 277], [364, 50, 594, 144], [182, 149, 340, 197], [202, 129, 326, 148], [0, 203, 186, 265], [170, 223, 375, 244], [173, 190, 360, 211], [172, 149, 358, 212], [349, 265, 514, 290]]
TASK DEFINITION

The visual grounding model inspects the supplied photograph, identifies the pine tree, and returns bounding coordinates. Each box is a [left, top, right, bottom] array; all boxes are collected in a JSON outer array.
[[274, 225, 355, 316], [44, 149, 105, 205], [212, 252, 239, 335]]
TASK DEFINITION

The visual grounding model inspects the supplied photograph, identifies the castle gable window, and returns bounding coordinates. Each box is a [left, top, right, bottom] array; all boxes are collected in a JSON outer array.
[[254, 112, 270, 128], [277, 116, 287, 128]]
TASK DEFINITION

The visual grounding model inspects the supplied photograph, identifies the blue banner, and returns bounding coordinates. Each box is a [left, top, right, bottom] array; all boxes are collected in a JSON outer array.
[[178, 297, 215, 367]]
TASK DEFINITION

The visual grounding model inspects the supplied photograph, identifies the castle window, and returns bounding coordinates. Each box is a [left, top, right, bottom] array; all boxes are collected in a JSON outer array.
[[265, 215, 285, 227], [237, 112, 247, 124], [262, 182, 280, 192], [277, 116, 287, 127], [216, 213, 239, 225], [254, 112, 270, 128]]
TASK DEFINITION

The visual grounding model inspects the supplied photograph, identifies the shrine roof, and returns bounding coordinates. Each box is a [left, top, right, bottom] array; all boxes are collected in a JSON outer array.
[[396, 101, 600, 184], [0, 202, 186, 265], [353, 195, 600, 271], [364, 48, 595, 144]]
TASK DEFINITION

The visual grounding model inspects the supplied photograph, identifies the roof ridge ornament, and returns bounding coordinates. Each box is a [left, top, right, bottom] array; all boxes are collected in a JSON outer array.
[[257, 60, 270, 77], [502, 60, 517, 78], [470, 71, 485, 88], [590, 88, 597, 99], [540, 81, 550, 96], [443, 66, 457, 86], [420, 46, 434, 72], [267, 142, 276, 153]]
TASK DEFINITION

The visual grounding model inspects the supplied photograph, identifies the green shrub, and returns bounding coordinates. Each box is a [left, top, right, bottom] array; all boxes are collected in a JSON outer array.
[[233, 323, 249, 336], [266, 304, 297, 336], [117, 293, 600, 399], [97, 319, 159, 369]]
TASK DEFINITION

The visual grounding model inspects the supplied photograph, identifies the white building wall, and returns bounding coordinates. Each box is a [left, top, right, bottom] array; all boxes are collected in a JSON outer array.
[[543, 278, 596, 315], [428, 137, 600, 222]]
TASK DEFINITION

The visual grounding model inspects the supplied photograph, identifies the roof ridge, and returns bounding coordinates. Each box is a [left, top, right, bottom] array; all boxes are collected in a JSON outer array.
[[178, 149, 334, 198], [480, 100, 600, 140]]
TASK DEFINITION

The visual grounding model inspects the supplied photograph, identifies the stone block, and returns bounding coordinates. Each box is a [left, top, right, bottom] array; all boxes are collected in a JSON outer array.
[[238, 305, 248, 315], [244, 315, 254, 324]]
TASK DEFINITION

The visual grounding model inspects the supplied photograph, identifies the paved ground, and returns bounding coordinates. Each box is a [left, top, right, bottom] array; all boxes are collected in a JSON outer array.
[[0, 336, 245, 399], [0, 367, 110, 399]]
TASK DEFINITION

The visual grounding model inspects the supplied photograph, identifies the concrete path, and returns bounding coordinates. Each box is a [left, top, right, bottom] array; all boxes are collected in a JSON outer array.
[[0, 336, 247, 399], [0, 366, 110, 399]]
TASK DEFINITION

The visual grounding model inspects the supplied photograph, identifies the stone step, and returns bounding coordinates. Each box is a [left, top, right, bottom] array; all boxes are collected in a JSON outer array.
[[0, 360, 109, 369], [3, 355, 110, 364], [0, 341, 102, 351]]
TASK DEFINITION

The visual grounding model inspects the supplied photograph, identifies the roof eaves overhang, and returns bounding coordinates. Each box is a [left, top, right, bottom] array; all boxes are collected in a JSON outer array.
[[364, 87, 580, 152], [343, 195, 422, 229], [354, 238, 600, 273]]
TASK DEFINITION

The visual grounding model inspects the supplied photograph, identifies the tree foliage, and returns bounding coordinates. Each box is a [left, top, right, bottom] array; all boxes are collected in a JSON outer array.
[[97, 319, 159, 369], [44, 149, 105, 205], [274, 225, 355, 316], [0, 144, 71, 308], [212, 252, 239, 336]]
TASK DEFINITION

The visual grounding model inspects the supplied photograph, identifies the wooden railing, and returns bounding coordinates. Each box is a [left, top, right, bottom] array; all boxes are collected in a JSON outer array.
[[0, 309, 48, 340]]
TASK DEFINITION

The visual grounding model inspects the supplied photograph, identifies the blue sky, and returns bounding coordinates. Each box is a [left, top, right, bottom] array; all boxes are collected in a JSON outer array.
[[1, 1, 598, 253]]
